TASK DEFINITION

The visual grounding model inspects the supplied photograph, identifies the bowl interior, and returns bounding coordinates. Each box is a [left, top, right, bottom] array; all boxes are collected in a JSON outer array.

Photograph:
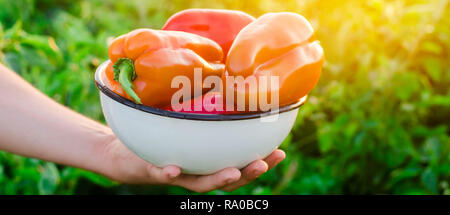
[[95, 60, 307, 121]]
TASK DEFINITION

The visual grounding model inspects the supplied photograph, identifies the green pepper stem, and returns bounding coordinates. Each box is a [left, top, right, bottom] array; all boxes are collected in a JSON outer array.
[[112, 58, 142, 104]]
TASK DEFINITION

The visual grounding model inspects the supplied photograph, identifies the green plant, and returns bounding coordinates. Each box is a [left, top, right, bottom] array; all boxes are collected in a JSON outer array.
[[0, 0, 448, 194]]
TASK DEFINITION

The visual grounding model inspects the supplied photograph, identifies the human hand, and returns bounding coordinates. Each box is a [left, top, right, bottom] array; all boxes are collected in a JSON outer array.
[[0, 63, 286, 193], [98, 133, 286, 193]]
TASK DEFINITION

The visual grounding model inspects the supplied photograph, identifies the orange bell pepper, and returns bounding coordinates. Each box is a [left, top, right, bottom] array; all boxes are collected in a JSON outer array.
[[224, 12, 324, 110], [162, 9, 255, 62], [105, 28, 224, 107]]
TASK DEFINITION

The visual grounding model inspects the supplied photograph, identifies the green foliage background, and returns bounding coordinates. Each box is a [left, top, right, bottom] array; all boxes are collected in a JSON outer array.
[[0, 0, 449, 194]]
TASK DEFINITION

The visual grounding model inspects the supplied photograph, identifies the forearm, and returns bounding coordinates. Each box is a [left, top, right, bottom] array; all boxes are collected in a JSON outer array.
[[0, 63, 112, 175]]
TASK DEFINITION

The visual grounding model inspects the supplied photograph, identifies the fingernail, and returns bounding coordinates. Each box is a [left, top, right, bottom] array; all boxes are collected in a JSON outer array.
[[168, 172, 177, 179], [253, 170, 262, 176], [226, 178, 236, 184]]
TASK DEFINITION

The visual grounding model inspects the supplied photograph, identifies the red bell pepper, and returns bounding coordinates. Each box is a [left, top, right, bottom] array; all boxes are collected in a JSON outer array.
[[162, 9, 255, 62], [163, 91, 238, 114]]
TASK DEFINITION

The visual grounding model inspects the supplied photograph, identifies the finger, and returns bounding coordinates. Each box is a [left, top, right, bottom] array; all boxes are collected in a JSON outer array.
[[264, 149, 286, 170], [173, 167, 241, 193], [162, 165, 181, 182], [146, 164, 181, 184], [220, 160, 268, 192], [221, 149, 286, 192]]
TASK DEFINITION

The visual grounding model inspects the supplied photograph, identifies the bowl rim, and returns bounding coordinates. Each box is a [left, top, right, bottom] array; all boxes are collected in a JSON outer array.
[[95, 60, 306, 121]]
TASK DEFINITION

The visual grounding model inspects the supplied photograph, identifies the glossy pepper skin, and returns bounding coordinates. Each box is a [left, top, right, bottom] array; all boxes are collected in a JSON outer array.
[[162, 9, 255, 62], [224, 12, 324, 109], [105, 28, 224, 107]]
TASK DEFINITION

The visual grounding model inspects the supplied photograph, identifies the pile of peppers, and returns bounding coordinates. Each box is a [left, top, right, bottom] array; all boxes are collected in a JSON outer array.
[[105, 9, 324, 113]]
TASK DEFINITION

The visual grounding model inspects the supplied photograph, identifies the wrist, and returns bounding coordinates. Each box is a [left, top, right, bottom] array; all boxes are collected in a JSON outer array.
[[89, 127, 120, 180], [93, 128, 153, 184]]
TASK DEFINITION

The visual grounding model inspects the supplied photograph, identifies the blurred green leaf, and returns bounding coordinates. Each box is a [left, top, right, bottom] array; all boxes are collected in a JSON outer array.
[[421, 41, 443, 54], [318, 124, 333, 153], [392, 71, 421, 101], [421, 168, 438, 194], [61, 168, 116, 188], [423, 57, 441, 82], [38, 163, 59, 195]]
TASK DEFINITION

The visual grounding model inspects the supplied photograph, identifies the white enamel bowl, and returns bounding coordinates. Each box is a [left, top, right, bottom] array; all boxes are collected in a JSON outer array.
[[95, 61, 306, 175]]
